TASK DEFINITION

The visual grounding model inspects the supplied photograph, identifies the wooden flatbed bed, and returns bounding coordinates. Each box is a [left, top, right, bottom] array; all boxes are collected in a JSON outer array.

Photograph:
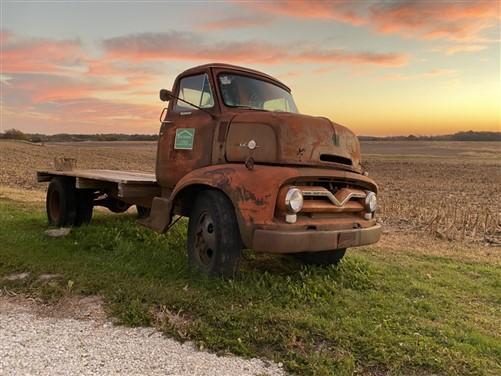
[[37, 169, 160, 200]]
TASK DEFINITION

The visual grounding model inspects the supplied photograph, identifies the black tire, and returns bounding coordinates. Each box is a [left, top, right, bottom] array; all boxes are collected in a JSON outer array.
[[136, 205, 151, 219], [187, 190, 242, 277], [46, 177, 77, 227], [293, 249, 346, 266], [75, 190, 94, 226]]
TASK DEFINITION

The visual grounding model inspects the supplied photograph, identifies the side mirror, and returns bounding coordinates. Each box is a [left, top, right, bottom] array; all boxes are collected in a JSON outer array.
[[159, 89, 173, 102]]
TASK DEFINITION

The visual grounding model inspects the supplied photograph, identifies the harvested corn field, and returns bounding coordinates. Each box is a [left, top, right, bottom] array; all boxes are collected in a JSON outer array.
[[1, 139, 500, 244], [362, 142, 500, 244]]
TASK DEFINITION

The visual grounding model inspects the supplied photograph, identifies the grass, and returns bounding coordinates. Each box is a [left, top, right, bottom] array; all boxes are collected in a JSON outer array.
[[1, 198, 500, 375]]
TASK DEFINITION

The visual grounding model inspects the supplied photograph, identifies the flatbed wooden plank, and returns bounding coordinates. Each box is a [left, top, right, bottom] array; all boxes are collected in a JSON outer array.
[[37, 169, 157, 185]]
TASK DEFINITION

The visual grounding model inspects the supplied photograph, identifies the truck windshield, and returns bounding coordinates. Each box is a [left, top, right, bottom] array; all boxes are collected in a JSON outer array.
[[218, 73, 298, 113]]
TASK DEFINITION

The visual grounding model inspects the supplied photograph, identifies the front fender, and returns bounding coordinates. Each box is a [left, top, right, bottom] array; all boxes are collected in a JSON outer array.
[[166, 164, 377, 248], [169, 164, 298, 246]]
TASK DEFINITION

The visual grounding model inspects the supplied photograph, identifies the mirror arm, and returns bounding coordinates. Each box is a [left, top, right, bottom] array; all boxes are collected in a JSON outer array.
[[161, 89, 215, 119], [174, 96, 216, 119]]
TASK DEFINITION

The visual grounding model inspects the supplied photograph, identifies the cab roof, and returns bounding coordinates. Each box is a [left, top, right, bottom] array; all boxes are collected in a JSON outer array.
[[179, 63, 291, 92]]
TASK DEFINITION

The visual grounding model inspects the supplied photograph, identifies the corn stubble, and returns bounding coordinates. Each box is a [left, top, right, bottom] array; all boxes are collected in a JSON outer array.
[[1, 140, 500, 245], [369, 158, 500, 244]]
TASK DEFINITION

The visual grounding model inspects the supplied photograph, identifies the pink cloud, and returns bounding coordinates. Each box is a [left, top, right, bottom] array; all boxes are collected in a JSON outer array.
[[0, 29, 13, 44], [2, 97, 160, 134], [103, 31, 288, 64], [102, 31, 407, 67], [3, 73, 129, 105], [1, 31, 163, 134], [239, 0, 365, 25], [2, 33, 85, 74], [1, 29, 409, 135]]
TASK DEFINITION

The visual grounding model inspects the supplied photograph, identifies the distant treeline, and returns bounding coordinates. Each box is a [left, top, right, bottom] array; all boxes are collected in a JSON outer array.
[[1, 128, 499, 143], [359, 131, 501, 142], [0, 129, 158, 143]]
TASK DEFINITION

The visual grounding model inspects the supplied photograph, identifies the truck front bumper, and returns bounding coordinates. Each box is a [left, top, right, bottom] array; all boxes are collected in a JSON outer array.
[[252, 224, 382, 253]]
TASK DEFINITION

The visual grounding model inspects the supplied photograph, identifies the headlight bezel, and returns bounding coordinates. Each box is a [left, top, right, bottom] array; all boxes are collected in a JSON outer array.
[[285, 187, 304, 213], [364, 191, 377, 212]]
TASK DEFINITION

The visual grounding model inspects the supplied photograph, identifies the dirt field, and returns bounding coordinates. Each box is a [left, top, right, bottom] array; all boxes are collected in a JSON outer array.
[[1, 139, 500, 244], [361, 141, 500, 244]]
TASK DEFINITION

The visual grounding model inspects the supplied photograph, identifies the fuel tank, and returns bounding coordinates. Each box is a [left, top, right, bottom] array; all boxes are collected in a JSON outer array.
[[225, 112, 362, 172]]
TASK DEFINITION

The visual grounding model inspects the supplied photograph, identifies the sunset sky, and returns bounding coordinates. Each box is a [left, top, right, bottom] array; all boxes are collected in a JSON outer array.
[[1, 0, 500, 136]]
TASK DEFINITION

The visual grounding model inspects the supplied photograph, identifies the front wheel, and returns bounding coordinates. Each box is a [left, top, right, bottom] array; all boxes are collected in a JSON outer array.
[[187, 190, 242, 277], [293, 249, 346, 266]]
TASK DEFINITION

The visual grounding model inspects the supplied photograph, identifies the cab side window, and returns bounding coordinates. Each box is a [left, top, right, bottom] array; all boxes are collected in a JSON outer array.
[[174, 74, 214, 112]]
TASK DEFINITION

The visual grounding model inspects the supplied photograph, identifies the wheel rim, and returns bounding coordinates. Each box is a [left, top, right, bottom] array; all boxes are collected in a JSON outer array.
[[194, 211, 216, 266], [49, 190, 61, 222]]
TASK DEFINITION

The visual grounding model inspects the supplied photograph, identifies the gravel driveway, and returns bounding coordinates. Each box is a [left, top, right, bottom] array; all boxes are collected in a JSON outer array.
[[0, 297, 284, 376]]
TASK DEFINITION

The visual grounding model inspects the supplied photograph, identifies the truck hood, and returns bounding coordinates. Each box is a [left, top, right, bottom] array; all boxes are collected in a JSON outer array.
[[225, 111, 362, 172]]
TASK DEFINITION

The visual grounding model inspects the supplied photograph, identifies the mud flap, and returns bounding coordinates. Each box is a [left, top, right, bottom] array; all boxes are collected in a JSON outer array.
[[137, 196, 171, 233]]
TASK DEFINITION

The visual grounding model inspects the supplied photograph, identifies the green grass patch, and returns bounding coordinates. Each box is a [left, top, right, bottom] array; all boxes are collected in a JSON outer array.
[[1, 198, 500, 375]]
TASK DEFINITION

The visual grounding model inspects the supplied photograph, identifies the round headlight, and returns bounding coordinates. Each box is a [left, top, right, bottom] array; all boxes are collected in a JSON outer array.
[[365, 192, 377, 212], [285, 188, 303, 213]]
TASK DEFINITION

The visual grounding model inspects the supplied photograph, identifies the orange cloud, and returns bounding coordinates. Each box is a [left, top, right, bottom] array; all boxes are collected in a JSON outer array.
[[370, 1, 499, 42], [239, 0, 365, 25], [444, 44, 488, 55], [234, 1, 499, 44], [199, 15, 272, 30], [383, 69, 458, 81], [102, 31, 407, 67], [294, 49, 407, 67]]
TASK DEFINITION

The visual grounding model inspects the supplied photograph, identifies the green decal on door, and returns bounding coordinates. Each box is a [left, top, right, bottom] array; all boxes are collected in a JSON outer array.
[[174, 128, 195, 150]]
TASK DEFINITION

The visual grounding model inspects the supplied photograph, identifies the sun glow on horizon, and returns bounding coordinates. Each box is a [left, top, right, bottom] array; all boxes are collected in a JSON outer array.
[[1, 1, 499, 135]]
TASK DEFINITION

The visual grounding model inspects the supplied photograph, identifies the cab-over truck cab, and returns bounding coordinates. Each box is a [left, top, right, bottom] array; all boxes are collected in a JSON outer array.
[[147, 63, 381, 275]]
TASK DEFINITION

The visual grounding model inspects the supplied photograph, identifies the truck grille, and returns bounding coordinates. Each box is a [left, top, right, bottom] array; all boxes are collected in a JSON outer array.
[[300, 186, 366, 213]]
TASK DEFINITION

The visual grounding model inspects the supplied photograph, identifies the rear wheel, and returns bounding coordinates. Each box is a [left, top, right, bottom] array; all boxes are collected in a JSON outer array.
[[75, 190, 94, 226], [46, 178, 77, 227], [293, 249, 346, 266], [187, 190, 242, 277]]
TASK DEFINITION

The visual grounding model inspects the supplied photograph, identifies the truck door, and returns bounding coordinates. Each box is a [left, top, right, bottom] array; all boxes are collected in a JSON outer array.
[[156, 73, 217, 189]]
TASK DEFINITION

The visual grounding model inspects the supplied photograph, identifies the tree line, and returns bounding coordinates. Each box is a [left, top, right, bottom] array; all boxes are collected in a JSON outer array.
[[359, 131, 500, 142], [1, 128, 499, 143], [0, 129, 158, 142]]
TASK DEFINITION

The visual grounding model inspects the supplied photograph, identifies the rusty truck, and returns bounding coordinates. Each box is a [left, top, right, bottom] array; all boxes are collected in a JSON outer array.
[[37, 63, 381, 276]]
